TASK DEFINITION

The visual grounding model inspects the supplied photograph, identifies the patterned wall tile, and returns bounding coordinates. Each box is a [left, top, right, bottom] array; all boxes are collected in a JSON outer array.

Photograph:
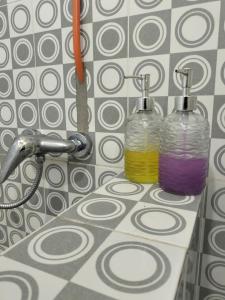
[[128, 55, 170, 97], [8, 0, 34, 38], [129, 10, 171, 57], [169, 50, 217, 96], [95, 97, 127, 133], [200, 254, 225, 293], [95, 132, 124, 168], [205, 179, 225, 222], [209, 139, 225, 181], [94, 59, 128, 98], [33, 0, 62, 33], [170, 2, 220, 53], [93, 17, 128, 61], [129, 0, 172, 15], [67, 162, 96, 195], [0, 38, 12, 70]]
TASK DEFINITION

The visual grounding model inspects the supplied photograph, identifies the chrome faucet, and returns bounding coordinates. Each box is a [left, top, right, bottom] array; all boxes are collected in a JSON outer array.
[[0, 129, 92, 209]]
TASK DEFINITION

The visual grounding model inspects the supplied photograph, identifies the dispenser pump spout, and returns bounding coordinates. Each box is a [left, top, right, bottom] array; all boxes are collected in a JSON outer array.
[[175, 68, 197, 112], [124, 74, 154, 111]]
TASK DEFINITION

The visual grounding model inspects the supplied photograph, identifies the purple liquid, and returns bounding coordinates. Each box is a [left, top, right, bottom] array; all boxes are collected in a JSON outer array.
[[159, 154, 208, 195]]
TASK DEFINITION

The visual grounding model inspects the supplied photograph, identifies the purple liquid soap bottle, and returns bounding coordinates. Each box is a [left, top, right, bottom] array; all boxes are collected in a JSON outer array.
[[159, 68, 210, 195]]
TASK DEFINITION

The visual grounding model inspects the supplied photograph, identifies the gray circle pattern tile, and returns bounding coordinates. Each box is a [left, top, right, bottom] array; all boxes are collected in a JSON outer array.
[[96, 0, 124, 16], [97, 63, 124, 94], [98, 170, 117, 186], [11, 4, 31, 34], [0, 42, 9, 68], [149, 187, 195, 206], [106, 181, 144, 196], [135, 0, 162, 9], [211, 188, 225, 219], [96, 22, 125, 57], [133, 16, 166, 53], [0, 225, 7, 244], [134, 59, 165, 93], [40, 68, 61, 96], [208, 225, 225, 256], [206, 261, 225, 290], [7, 209, 23, 228], [5, 183, 21, 202], [96, 241, 171, 293], [16, 71, 35, 97], [36, 0, 58, 28], [0, 271, 38, 300], [131, 207, 186, 235], [37, 33, 60, 64], [174, 55, 211, 93], [70, 167, 93, 193], [77, 197, 126, 220], [9, 229, 24, 245], [99, 136, 123, 163], [22, 160, 38, 183], [0, 73, 12, 98], [47, 192, 67, 214], [0, 102, 14, 125], [41, 101, 63, 128], [25, 188, 43, 210], [214, 146, 225, 176], [26, 212, 44, 232], [175, 8, 214, 48], [18, 102, 37, 127], [13, 38, 33, 67], [45, 164, 65, 188], [28, 225, 94, 264], [0, 11, 7, 38]]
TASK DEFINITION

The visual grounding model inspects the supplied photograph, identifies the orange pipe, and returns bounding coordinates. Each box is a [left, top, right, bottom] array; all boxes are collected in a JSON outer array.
[[72, 0, 84, 82]]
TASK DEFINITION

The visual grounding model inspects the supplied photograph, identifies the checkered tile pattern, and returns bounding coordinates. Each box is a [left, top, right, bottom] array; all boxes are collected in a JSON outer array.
[[0, 0, 224, 298]]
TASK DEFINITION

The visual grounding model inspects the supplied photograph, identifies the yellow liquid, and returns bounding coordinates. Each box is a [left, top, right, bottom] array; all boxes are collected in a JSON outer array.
[[124, 149, 159, 184]]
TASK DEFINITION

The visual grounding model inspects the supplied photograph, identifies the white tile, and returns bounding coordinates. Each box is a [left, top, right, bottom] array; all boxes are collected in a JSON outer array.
[[92, 0, 128, 22], [71, 230, 186, 300], [93, 59, 128, 98], [129, 0, 171, 16], [95, 132, 125, 168], [0, 256, 67, 299], [170, 2, 220, 53], [8, 0, 34, 38], [95, 177, 151, 201], [32, 0, 62, 33], [206, 178, 225, 222], [116, 201, 197, 248], [200, 253, 225, 293], [209, 138, 225, 181], [215, 49, 225, 95]]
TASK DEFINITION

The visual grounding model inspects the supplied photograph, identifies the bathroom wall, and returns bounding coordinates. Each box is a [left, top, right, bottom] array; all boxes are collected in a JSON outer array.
[[0, 0, 224, 298]]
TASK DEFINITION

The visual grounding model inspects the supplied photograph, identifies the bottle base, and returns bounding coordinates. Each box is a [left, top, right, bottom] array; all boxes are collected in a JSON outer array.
[[159, 183, 204, 196]]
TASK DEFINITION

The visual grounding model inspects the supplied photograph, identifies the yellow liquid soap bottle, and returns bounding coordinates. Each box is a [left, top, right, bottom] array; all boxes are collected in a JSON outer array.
[[124, 74, 161, 184]]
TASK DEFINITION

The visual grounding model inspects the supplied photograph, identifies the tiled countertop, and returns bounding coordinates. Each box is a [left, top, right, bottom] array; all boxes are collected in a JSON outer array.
[[0, 174, 202, 300]]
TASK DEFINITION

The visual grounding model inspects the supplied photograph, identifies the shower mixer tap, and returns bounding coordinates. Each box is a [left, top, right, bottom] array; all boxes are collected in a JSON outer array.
[[0, 129, 92, 209]]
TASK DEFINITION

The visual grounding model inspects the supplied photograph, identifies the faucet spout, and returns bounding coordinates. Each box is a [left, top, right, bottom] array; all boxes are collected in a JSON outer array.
[[0, 135, 35, 184]]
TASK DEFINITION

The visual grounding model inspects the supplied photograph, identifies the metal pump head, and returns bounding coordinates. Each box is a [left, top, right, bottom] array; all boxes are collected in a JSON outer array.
[[124, 74, 154, 111], [175, 68, 197, 112]]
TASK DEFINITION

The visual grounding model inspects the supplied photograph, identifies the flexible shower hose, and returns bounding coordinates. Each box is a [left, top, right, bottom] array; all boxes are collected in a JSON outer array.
[[0, 155, 45, 209]]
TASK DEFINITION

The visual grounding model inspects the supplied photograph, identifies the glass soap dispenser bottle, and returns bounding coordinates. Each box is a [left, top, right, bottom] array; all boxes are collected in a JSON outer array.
[[159, 68, 210, 195], [124, 74, 161, 184]]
